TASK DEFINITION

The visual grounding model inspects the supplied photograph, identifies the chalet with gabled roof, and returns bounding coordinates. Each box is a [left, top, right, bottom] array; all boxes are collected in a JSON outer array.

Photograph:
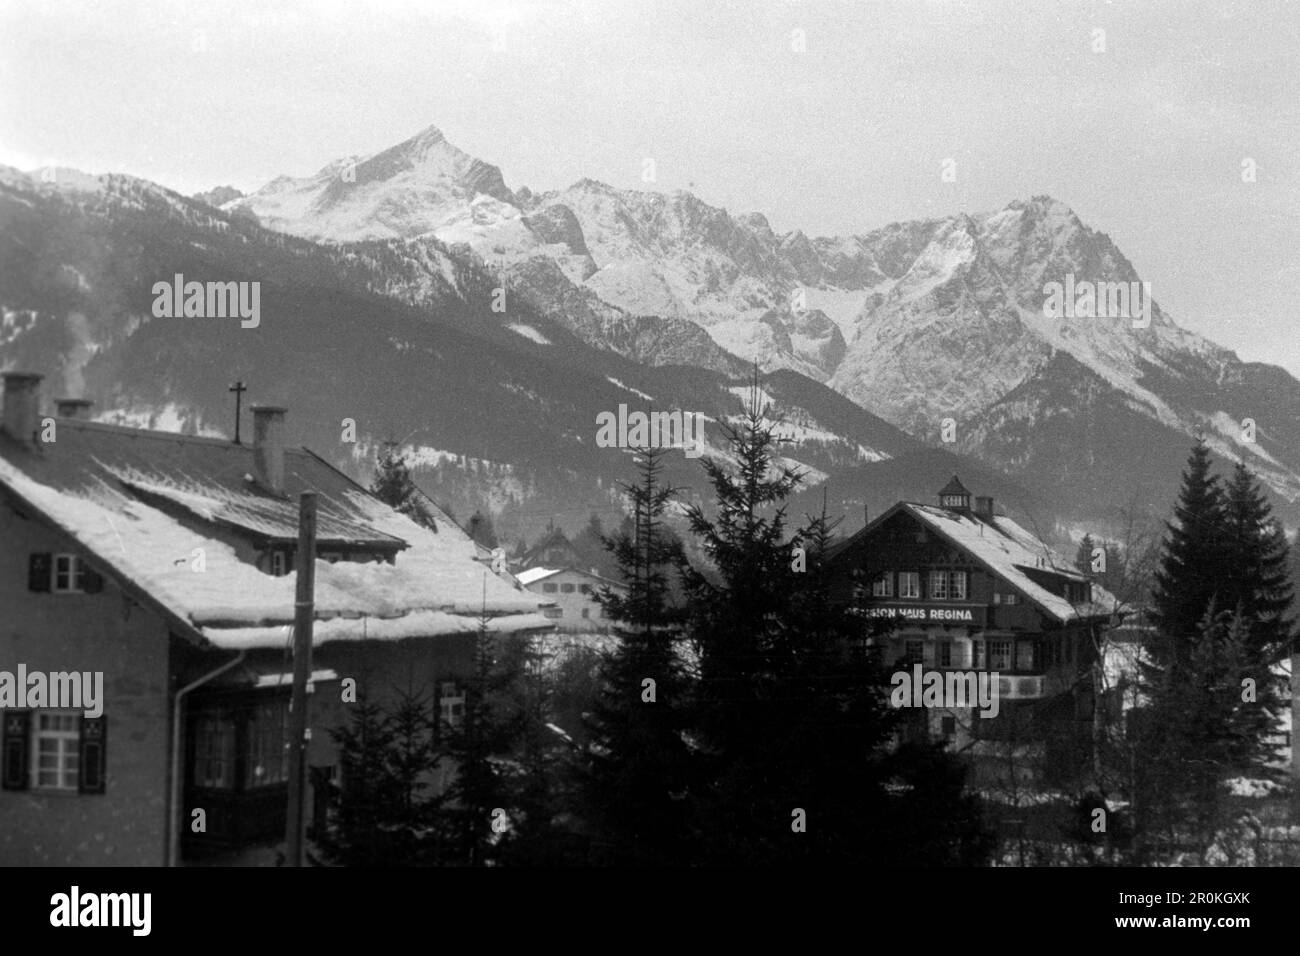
[[827, 476, 1123, 786], [0, 372, 552, 865]]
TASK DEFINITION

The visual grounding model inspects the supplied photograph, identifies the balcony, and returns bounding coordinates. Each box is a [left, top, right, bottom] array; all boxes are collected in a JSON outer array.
[[995, 674, 1046, 700]]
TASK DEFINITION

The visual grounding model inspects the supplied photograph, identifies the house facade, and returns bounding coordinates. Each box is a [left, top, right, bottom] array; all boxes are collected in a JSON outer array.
[[0, 372, 550, 866], [515, 566, 625, 634], [827, 477, 1121, 787]]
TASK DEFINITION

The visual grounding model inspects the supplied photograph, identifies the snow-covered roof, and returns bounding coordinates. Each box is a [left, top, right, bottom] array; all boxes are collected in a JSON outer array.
[[517, 566, 561, 586], [0, 420, 549, 648], [837, 500, 1120, 624], [516, 565, 625, 589], [907, 504, 1118, 622]]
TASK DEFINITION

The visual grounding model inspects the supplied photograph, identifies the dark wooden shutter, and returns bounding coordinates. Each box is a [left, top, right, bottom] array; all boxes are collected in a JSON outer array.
[[2, 712, 30, 790], [79, 716, 107, 794], [28, 553, 51, 592]]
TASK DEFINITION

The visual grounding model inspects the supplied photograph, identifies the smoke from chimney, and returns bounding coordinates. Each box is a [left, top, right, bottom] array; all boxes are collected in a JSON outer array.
[[251, 405, 288, 494], [2, 372, 43, 445]]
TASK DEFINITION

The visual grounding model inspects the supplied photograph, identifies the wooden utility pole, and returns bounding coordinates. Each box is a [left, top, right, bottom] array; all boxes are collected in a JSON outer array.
[[285, 492, 316, 866]]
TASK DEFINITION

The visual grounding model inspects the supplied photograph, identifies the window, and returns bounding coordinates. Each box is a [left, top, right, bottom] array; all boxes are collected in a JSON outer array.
[[246, 702, 289, 788], [320, 552, 343, 564], [33, 713, 79, 790], [898, 572, 920, 599], [904, 640, 924, 666], [439, 682, 466, 730], [581, 608, 590, 619], [3, 712, 107, 794], [988, 640, 1012, 670], [544, 607, 563, 619], [872, 573, 893, 598], [930, 570, 966, 600], [1017, 642, 1036, 672], [270, 552, 287, 577], [193, 714, 236, 789], [971, 640, 984, 669], [561, 583, 576, 594], [542, 582, 558, 593], [992, 592, 1001, 605], [937, 640, 952, 668], [579, 584, 592, 595], [1003, 592, 1019, 605], [941, 495, 967, 509]]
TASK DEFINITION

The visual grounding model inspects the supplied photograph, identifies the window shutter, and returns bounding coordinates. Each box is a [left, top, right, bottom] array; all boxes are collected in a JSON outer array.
[[2, 712, 30, 790], [79, 716, 107, 794], [28, 553, 51, 592]]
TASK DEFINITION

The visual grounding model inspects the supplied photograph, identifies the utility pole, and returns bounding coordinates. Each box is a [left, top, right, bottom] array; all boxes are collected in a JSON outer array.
[[285, 492, 316, 866]]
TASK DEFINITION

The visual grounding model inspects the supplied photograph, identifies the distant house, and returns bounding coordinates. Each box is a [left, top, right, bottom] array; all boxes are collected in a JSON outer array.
[[516, 528, 589, 572], [826, 476, 1123, 787], [516, 566, 625, 635], [0, 372, 550, 866]]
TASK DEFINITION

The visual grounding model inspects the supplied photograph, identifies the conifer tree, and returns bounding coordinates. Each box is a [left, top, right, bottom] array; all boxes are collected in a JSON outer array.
[[582, 446, 694, 865], [1150, 440, 1228, 667], [677, 377, 989, 865], [1074, 533, 1096, 577], [371, 442, 439, 531], [437, 599, 514, 866], [1137, 607, 1263, 859], [1222, 462, 1295, 665], [319, 697, 400, 866]]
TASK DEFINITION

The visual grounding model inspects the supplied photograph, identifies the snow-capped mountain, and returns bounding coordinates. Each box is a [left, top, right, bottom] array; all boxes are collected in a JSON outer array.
[[227, 125, 1300, 524]]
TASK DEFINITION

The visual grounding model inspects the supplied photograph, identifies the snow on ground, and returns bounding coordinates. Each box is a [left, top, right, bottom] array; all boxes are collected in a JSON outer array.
[[507, 323, 551, 345], [606, 377, 655, 402]]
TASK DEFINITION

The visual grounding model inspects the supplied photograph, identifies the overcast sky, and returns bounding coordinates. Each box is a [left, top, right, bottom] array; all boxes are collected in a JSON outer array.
[[2, 0, 1297, 374]]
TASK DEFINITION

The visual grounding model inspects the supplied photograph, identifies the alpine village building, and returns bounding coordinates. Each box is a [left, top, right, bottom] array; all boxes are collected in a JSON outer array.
[[827, 477, 1122, 788], [0, 372, 552, 866]]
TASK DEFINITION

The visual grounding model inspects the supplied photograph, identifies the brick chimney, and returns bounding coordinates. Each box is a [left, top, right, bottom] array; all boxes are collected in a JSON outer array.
[[974, 496, 995, 519], [2, 372, 43, 444], [251, 405, 287, 493], [55, 398, 94, 420]]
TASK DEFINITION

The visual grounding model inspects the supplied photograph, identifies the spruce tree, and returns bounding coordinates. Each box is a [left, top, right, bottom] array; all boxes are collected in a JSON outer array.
[[1074, 533, 1096, 577], [437, 601, 514, 866], [581, 446, 694, 865], [678, 378, 989, 864], [1137, 606, 1263, 859], [1150, 440, 1228, 667], [371, 442, 439, 531], [1222, 462, 1295, 663], [319, 697, 398, 866]]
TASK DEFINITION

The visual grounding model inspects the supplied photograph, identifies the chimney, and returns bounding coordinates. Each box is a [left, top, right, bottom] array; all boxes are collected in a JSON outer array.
[[2, 372, 43, 444], [974, 496, 995, 519], [251, 405, 287, 493], [55, 398, 94, 420]]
